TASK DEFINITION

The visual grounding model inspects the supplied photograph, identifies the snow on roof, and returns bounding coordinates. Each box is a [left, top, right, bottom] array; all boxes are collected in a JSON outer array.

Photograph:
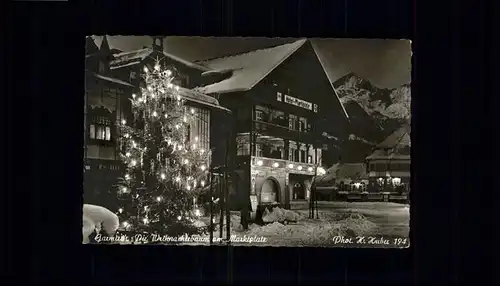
[[366, 149, 387, 160], [109, 48, 209, 71], [194, 39, 307, 94], [316, 163, 368, 184], [376, 124, 411, 149], [366, 125, 411, 160], [94, 73, 134, 87], [336, 163, 368, 179], [110, 48, 153, 68], [110, 60, 142, 70], [316, 163, 340, 184], [177, 87, 231, 113], [162, 52, 209, 71]]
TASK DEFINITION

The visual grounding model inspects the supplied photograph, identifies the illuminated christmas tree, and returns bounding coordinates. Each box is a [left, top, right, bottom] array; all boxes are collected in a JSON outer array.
[[116, 61, 210, 238]]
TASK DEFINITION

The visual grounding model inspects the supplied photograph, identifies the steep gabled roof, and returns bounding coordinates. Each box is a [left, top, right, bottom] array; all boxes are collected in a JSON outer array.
[[193, 39, 349, 120], [93, 73, 134, 87], [194, 39, 307, 94], [109, 48, 209, 71], [310, 41, 350, 120], [86, 36, 99, 55], [366, 124, 411, 160], [316, 163, 368, 184], [376, 124, 411, 149], [177, 87, 231, 113]]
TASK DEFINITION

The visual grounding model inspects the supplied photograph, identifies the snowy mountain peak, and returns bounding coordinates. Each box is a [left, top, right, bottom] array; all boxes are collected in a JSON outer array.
[[335, 73, 372, 93], [332, 73, 411, 163]]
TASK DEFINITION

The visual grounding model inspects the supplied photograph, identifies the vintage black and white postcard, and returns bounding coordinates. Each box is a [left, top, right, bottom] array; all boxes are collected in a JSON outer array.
[[83, 36, 411, 248]]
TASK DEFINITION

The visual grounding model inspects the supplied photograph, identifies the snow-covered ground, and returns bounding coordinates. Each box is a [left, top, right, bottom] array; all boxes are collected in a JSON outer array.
[[190, 202, 409, 247], [95, 202, 409, 247]]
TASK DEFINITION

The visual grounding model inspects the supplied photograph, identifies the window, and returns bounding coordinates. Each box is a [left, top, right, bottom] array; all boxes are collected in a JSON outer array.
[[89, 125, 95, 139], [300, 150, 306, 163], [289, 147, 296, 161], [289, 114, 297, 130], [105, 127, 111, 141], [277, 92, 282, 102], [89, 124, 112, 141], [298, 117, 307, 132], [255, 144, 263, 157], [188, 107, 210, 153], [87, 145, 116, 160], [308, 155, 313, 164], [255, 110, 263, 121], [236, 135, 249, 156]]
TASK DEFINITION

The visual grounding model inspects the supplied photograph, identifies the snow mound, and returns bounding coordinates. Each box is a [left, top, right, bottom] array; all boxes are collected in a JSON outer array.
[[82, 204, 119, 243], [262, 207, 301, 223], [193, 220, 207, 228], [247, 212, 376, 246], [82, 214, 96, 244]]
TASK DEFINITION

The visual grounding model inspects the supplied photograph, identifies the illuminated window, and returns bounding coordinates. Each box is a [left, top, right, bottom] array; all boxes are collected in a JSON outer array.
[[255, 144, 263, 157], [188, 107, 210, 152], [255, 110, 263, 121], [277, 92, 282, 102], [105, 127, 111, 141], [90, 124, 112, 141], [89, 124, 95, 139], [289, 114, 297, 130]]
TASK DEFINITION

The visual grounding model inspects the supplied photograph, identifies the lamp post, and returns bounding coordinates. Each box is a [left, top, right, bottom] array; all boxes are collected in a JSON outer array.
[[209, 170, 214, 245], [309, 165, 326, 219]]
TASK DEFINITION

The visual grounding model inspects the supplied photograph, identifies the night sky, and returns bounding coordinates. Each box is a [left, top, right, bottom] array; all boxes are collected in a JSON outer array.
[[92, 36, 411, 89]]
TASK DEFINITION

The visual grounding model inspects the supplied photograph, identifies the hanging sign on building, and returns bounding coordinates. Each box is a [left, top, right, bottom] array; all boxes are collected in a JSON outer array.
[[284, 95, 313, 111]]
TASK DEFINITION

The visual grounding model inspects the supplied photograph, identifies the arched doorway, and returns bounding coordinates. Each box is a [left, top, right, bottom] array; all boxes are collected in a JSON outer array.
[[260, 178, 279, 204], [293, 182, 305, 200]]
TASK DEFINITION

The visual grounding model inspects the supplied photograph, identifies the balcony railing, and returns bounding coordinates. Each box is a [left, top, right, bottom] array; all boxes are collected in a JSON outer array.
[[236, 119, 317, 144], [85, 158, 124, 172], [249, 156, 317, 175]]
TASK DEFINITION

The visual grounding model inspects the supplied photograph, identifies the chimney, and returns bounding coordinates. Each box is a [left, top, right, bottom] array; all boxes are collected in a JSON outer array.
[[151, 36, 165, 51]]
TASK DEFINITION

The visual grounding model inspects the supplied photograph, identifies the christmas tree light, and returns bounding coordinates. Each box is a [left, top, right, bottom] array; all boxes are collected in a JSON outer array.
[[116, 60, 210, 238]]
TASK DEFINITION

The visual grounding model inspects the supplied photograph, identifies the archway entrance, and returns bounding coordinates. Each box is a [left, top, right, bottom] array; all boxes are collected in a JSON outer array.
[[289, 173, 311, 201], [293, 182, 305, 200], [260, 178, 279, 204]]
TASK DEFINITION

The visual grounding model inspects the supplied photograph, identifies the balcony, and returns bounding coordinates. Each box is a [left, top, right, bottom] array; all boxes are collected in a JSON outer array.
[[249, 156, 317, 176], [237, 119, 317, 144], [85, 158, 124, 172]]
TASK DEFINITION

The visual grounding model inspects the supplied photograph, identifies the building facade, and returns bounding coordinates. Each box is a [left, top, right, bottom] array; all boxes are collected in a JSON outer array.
[[365, 124, 411, 198], [84, 36, 230, 210], [84, 36, 135, 208], [194, 39, 349, 213]]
